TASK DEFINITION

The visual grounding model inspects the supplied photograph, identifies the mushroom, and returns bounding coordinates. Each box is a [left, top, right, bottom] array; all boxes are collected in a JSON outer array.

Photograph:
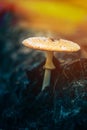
[[22, 37, 80, 91]]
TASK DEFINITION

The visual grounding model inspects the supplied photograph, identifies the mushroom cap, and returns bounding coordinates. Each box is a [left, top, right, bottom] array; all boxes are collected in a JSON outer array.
[[22, 37, 80, 52]]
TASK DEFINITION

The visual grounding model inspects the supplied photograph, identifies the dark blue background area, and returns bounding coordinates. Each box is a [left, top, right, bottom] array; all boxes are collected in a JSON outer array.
[[0, 11, 87, 130]]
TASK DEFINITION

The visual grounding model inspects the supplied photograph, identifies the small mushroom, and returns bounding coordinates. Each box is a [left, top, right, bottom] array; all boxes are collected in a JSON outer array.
[[22, 37, 80, 91]]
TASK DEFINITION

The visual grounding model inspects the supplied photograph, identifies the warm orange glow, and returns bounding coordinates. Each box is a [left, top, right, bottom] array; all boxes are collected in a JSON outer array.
[[2, 0, 87, 34]]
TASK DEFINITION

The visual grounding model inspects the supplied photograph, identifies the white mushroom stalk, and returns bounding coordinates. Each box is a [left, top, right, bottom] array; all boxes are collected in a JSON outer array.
[[22, 37, 80, 91], [42, 51, 55, 90]]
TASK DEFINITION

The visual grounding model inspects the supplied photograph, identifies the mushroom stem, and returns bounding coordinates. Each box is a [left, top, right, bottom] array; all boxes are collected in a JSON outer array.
[[42, 69, 51, 91], [42, 51, 55, 90]]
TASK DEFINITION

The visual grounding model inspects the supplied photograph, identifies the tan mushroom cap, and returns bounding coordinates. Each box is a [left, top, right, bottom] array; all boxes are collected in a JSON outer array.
[[22, 37, 80, 52]]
